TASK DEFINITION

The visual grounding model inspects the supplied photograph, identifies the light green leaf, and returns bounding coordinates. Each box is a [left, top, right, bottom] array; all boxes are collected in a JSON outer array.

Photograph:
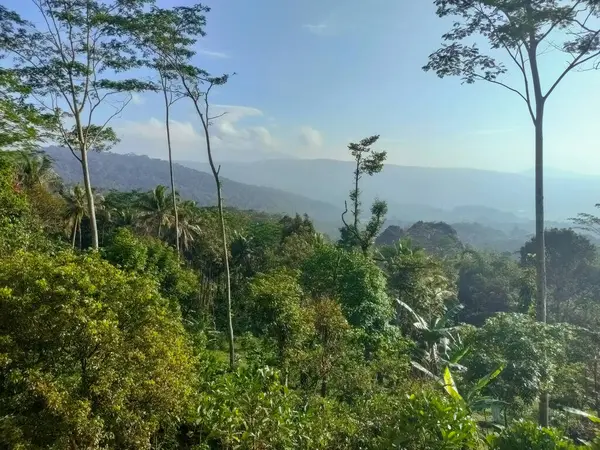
[[443, 366, 463, 403]]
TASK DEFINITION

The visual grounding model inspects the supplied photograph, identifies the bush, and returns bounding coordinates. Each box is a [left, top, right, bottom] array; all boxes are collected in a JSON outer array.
[[0, 250, 196, 449], [189, 365, 339, 449], [0, 159, 52, 255], [347, 388, 483, 449], [103, 228, 202, 320], [488, 420, 583, 449]]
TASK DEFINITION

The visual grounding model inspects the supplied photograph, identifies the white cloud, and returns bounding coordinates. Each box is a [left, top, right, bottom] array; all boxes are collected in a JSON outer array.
[[198, 49, 230, 59], [131, 93, 145, 105], [303, 22, 329, 35], [114, 105, 278, 161], [212, 104, 263, 122], [299, 126, 324, 149]]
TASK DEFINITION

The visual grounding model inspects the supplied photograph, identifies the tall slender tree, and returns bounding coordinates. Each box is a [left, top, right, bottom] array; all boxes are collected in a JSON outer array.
[[129, 4, 237, 368], [181, 72, 236, 369], [0, 0, 153, 250], [127, 4, 211, 254], [135, 12, 199, 255], [160, 70, 183, 255], [424, 0, 600, 426], [340, 135, 388, 255]]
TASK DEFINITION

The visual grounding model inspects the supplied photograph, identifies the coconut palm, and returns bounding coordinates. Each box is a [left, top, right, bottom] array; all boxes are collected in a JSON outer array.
[[174, 200, 202, 253], [62, 185, 86, 249], [136, 185, 173, 238], [17, 152, 59, 191]]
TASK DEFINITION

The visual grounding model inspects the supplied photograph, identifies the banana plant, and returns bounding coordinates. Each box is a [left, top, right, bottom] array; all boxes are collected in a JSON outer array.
[[397, 299, 467, 375], [442, 365, 505, 413]]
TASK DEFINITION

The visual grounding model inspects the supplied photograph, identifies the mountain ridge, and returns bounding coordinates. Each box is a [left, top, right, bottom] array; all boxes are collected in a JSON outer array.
[[179, 158, 600, 221], [43, 147, 342, 222]]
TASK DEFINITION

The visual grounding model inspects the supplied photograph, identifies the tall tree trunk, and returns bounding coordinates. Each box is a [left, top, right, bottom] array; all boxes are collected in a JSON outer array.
[[535, 115, 547, 324], [528, 37, 549, 426], [71, 218, 78, 249], [203, 122, 235, 369], [535, 109, 549, 427], [163, 87, 180, 255], [80, 148, 98, 250], [353, 159, 360, 231], [216, 182, 235, 369], [79, 220, 83, 250]]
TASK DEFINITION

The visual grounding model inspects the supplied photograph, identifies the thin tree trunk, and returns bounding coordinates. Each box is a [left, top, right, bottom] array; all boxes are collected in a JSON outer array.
[[216, 182, 234, 368], [71, 218, 78, 249], [163, 86, 180, 255], [353, 159, 360, 231], [535, 111, 549, 427], [202, 121, 235, 369], [528, 37, 549, 426], [535, 116, 547, 324], [79, 221, 83, 250], [80, 148, 99, 250]]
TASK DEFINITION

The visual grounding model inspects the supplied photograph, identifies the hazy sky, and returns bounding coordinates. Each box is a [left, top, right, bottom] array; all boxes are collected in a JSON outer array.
[[10, 0, 600, 173]]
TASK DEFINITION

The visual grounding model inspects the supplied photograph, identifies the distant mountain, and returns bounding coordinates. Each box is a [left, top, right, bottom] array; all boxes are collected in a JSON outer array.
[[180, 159, 600, 221], [520, 167, 595, 179], [44, 148, 341, 222]]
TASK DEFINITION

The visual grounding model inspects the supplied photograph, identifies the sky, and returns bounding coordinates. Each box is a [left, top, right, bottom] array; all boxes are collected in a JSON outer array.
[[8, 0, 600, 174]]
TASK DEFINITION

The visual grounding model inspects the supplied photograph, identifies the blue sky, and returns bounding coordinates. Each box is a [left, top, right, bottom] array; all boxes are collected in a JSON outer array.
[[10, 0, 600, 173]]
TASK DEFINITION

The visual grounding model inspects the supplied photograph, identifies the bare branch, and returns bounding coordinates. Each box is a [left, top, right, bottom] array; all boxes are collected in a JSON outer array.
[[208, 112, 227, 121], [341, 200, 362, 243], [88, 94, 132, 150], [517, 46, 536, 123], [341, 200, 350, 228], [472, 74, 529, 104], [545, 41, 600, 100]]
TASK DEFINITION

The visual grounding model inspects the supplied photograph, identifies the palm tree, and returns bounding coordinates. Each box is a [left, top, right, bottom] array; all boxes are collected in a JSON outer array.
[[17, 152, 59, 190], [62, 185, 86, 249], [174, 200, 202, 254], [136, 185, 173, 238]]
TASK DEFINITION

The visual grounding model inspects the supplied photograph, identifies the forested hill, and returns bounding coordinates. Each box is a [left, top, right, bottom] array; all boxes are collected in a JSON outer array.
[[44, 147, 341, 222]]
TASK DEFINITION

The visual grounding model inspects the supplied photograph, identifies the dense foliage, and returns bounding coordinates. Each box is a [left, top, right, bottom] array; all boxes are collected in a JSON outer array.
[[1, 0, 600, 448], [2, 144, 600, 448]]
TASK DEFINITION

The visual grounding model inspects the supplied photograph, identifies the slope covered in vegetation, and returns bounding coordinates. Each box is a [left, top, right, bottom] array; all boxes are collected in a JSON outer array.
[[1, 152, 600, 448], [1, 0, 600, 448]]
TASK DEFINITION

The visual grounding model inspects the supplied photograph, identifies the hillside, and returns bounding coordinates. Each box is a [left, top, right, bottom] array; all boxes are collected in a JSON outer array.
[[44, 148, 341, 222], [180, 158, 600, 222]]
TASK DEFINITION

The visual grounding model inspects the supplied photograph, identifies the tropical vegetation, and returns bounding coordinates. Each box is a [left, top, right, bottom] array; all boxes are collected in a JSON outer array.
[[1, 0, 600, 448]]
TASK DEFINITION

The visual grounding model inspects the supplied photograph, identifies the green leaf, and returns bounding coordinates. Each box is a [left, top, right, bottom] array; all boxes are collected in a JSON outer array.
[[563, 407, 600, 423], [474, 364, 504, 393], [443, 366, 463, 403], [411, 361, 442, 384], [449, 345, 470, 364]]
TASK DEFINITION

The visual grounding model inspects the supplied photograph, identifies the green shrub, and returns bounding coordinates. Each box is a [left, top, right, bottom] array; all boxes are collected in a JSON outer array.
[[103, 228, 202, 320], [347, 388, 483, 449], [488, 420, 583, 449], [190, 365, 339, 449], [0, 250, 196, 449]]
